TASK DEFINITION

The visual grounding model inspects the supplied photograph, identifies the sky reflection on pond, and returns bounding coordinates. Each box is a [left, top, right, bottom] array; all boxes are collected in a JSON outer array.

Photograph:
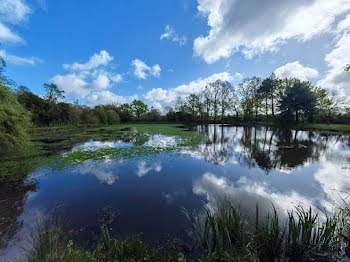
[[1, 125, 350, 260]]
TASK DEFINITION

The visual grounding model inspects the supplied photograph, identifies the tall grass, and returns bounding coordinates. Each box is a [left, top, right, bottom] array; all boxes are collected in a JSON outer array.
[[24, 201, 349, 261], [26, 221, 185, 262], [184, 203, 349, 261]]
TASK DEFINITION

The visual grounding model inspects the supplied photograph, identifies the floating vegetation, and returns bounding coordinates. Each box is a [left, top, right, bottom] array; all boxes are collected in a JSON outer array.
[[55, 145, 178, 168], [97, 206, 118, 227]]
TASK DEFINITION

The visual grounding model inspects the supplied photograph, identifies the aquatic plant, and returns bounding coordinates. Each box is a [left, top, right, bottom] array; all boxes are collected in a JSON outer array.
[[184, 203, 349, 261]]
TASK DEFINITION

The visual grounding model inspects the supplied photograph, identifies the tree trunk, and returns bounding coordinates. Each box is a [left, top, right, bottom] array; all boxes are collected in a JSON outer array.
[[221, 109, 224, 124], [265, 95, 268, 117], [271, 95, 274, 116], [295, 109, 299, 123]]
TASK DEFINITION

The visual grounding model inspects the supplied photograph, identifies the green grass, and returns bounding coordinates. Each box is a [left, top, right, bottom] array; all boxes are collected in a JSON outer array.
[[229, 120, 350, 134], [0, 123, 202, 183], [297, 123, 350, 134], [27, 221, 185, 262], [26, 202, 350, 262], [183, 202, 349, 261]]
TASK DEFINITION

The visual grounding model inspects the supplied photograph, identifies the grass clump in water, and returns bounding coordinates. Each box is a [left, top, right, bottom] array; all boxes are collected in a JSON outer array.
[[56, 146, 177, 168], [184, 202, 350, 261], [27, 222, 185, 262]]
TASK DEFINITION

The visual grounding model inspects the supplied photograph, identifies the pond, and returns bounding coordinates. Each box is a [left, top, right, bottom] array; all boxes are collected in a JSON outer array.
[[1, 124, 350, 260]]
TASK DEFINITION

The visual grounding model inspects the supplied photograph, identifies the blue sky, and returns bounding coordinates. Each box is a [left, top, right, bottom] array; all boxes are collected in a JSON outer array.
[[1, 0, 350, 112]]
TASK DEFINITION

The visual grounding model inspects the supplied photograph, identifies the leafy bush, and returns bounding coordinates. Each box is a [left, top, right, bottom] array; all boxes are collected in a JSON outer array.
[[106, 109, 120, 125], [0, 85, 31, 152]]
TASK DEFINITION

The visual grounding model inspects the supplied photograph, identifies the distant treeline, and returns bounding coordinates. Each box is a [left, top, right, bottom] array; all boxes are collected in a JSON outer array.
[[13, 74, 350, 127], [1, 56, 350, 151]]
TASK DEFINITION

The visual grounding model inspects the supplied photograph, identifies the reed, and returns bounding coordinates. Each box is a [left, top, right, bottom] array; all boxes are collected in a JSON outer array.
[[183, 203, 349, 261]]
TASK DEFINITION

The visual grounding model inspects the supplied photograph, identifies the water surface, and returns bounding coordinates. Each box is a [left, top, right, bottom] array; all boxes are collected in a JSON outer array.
[[1, 125, 350, 260]]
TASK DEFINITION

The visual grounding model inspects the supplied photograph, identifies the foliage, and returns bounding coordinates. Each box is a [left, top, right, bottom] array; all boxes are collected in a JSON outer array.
[[280, 82, 317, 123], [131, 99, 148, 120], [147, 107, 161, 121], [106, 109, 120, 125], [27, 220, 184, 262], [43, 82, 65, 103], [184, 202, 348, 261], [0, 84, 31, 152]]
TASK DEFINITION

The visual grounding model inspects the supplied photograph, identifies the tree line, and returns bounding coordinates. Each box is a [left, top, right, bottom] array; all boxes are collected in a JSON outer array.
[[1, 55, 349, 152], [172, 74, 349, 124]]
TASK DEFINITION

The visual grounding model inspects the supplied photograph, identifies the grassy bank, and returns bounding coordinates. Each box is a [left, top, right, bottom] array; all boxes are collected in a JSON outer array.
[[228, 120, 350, 134], [25, 202, 350, 262], [0, 124, 202, 183]]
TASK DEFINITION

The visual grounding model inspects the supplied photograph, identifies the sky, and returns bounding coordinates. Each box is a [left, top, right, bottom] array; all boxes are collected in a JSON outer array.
[[1, 0, 350, 112]]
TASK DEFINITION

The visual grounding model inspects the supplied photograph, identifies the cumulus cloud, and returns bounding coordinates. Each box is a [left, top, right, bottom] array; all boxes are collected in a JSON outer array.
[[52, 50, 124, 100], [194, 0, 350, 63], [160, 24, 187, 46], [317, 18, 350, 92], [193, 172, 315, 217], [274, 61, 319, 81], [144, 88, 168, 101], [136, 161, 162, 177], [0, 0, 31, 24], [63, 50, 114, 71], [151, 102, 163, 113], [87, 90, 138, 105], [0, 0, 31, 44], [0, 22, 22, 43], [132, 59, 161, 79], [143, 72, 242, 104], [0, 49, 42, 65]]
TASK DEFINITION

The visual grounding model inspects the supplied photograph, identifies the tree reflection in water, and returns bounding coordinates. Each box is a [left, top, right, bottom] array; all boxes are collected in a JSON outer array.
[[196, 125, 333, 174]]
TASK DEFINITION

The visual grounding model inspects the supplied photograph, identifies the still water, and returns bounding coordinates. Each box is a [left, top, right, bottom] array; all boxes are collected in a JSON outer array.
[[1, 125, 350, 260]]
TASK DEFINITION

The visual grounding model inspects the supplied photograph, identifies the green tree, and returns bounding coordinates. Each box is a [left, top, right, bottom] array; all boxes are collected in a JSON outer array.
[[209, 80, 222, 123], [239, 77, 262, 120], [280, 83, 316, 123], [165, 107, 176, 122], [131, 100, 148, 120], [147, 107, 161, 121], [187, 94, 201, 121], [0, 61, 31, 151], [218, 81, 233, 123], [258, 74, 277, 117], [203, 85, 213, 122], [94, 106, 107, 124], [118, 103, 134, 122], [106, 110, 120, 125], [43, 83, 65, 103]]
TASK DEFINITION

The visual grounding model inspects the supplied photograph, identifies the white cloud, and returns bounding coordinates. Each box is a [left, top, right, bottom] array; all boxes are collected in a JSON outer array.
[[0, 49, 43, 65], [274, 61, 319, 81], [193, 172, 315, 217], [52, 50, 125, 100], [336, 14, 350, 34], [0, 0, 31, 43], [136, 161, 162, 177], [0, 22, 22, 43], [131, 59, 161, 79], [63, 50, 114, 71], [144, 88, 168, 101], [160, 24, 187, 46], [194, 0, 350, 63], [0, 0, 31, 24], [87, 90, 138, 105], [144, 72, 242, 104], [317, 31, 350, 91], [151, 102, 163, 113], [52, 73, 89, 98]]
